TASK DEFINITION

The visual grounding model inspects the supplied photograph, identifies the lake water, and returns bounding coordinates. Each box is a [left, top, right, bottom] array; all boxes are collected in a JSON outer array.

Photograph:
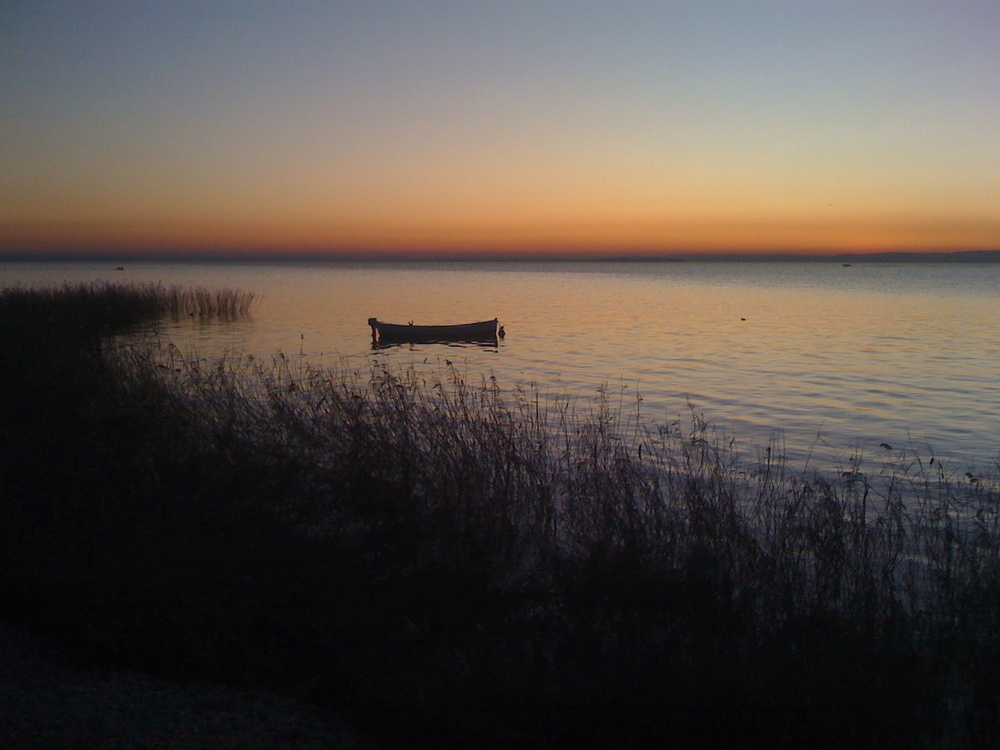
[[3, 260, 999, 473]]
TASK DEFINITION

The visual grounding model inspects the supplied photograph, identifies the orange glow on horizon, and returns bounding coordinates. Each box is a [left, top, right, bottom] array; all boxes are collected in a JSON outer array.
[[4, 5, 997, 262], [3, 214, 999, 258]]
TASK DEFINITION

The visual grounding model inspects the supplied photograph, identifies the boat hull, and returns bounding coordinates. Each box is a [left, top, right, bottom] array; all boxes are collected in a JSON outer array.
[[368, 318, 499, 345]]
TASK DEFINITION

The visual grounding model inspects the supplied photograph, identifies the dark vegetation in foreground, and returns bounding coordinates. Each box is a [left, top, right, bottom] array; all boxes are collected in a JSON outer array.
[[2, 283, 1000, 749]]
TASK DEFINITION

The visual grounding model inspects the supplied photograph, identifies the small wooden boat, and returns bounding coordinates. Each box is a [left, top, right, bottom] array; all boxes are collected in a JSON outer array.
[[368, 317, 502, 346]]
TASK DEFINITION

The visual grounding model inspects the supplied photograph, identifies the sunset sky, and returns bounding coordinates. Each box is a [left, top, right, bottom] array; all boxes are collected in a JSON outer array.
[[2, 2, 998, 257]]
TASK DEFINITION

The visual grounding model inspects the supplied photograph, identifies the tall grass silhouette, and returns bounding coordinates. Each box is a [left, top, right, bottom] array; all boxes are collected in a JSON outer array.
[[0, 281, 254, 332]]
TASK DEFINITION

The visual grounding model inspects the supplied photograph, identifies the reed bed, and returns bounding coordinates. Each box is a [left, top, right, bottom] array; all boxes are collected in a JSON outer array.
[[2, 283, 999, 749], [0, 281, 254, 334], [157, 284, 256, 320]]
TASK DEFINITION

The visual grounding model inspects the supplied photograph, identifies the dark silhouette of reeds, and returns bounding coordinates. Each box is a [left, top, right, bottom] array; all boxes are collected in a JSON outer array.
[[156, 284, 256, 321], [0, 281, 254, 332], [2, 283, 999, 749]]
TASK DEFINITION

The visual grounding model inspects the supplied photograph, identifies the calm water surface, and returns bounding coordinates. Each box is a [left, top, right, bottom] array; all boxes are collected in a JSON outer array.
[[4, 260, 999, 472]]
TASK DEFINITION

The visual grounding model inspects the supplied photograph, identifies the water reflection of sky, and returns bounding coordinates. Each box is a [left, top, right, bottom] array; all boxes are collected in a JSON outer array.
[[3, 260, 999, 472]]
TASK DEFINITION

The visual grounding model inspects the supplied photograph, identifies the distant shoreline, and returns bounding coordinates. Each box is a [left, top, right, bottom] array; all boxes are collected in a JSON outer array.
[[2, 249, 1000, 264]]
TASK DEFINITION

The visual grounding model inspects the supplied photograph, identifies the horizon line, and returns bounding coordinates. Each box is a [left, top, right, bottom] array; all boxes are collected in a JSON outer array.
[[3, 249, 1000, 263]]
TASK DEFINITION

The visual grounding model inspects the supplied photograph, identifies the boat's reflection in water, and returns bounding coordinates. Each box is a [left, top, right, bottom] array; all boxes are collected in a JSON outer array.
[[371, 339, 501, 352]]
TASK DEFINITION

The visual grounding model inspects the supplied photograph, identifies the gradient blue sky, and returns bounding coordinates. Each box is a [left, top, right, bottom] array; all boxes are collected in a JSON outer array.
[[2, 1, 998, 256]]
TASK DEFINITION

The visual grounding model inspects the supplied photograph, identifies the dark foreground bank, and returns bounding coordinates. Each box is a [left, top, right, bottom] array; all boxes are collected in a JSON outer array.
[[2, 283, 1000, 749], [0, 624, 369, 750]]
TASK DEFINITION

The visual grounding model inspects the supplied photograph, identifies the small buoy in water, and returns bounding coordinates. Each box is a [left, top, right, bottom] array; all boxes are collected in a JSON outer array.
[[741, 317, 746, 321]]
